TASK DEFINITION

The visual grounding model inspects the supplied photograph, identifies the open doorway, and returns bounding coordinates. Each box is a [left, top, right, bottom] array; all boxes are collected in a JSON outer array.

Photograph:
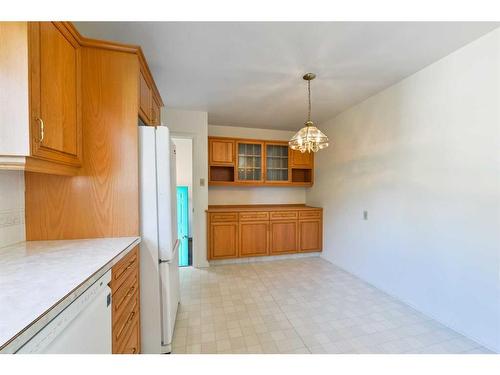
[[172, 137, 193, 267]]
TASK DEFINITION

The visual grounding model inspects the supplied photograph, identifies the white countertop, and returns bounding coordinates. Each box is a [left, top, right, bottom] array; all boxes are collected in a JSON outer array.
[[0, 237, 140, 352]]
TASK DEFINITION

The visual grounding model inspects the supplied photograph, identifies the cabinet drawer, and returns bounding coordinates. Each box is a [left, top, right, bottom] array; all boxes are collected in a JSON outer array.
[[111, 246, 138, 292], [118, 315, 140, 354], [112, 269, 138, 319], [270, 211, 298, 220], [210, 212, 238, 222], [113, 293, 139, 349], [239, 211, 269, 221], [299, 210, 322, 219]]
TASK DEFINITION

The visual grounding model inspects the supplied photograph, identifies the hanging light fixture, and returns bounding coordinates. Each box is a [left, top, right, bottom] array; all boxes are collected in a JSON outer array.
[[289, 73, 329, 153]]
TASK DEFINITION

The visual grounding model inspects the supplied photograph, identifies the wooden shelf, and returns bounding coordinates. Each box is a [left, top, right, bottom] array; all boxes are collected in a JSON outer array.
[[210, 165, 234, 182], [291, 168, 312, 184]]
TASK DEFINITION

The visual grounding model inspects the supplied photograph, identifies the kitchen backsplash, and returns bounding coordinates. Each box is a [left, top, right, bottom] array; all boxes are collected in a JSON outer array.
[[0, 170, 25, 248]]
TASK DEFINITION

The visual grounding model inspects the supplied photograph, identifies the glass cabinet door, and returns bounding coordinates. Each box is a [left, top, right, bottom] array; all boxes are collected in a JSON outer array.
[[237, 142, 263, 181], [265, 144, 289, 182]]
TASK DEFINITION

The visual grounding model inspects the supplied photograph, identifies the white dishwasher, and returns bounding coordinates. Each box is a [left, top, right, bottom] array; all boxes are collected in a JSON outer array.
[[17, 270, 112, 354]]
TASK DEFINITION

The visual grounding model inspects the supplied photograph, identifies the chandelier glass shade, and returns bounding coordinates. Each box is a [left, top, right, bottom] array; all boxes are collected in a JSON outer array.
[[289, 73, 329, 153]]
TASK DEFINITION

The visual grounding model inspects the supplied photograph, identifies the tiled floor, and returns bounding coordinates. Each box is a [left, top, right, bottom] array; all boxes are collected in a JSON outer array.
[[172, 257, 492, 354]]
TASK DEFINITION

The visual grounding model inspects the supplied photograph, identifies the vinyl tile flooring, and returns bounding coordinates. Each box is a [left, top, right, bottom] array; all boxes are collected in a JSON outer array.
[[171, 257, 493, 354]]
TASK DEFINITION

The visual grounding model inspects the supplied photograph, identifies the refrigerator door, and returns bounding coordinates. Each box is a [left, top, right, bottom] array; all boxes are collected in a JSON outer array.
[[170, 140, 178, 256], [138, 126, 163, 354], [156, 126, 174, 261], [159, 241, 180, 352]]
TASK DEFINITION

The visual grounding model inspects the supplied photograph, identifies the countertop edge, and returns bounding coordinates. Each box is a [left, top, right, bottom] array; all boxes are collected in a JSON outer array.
[[0, 237, 141, 353], [205, 204, 323, 212]]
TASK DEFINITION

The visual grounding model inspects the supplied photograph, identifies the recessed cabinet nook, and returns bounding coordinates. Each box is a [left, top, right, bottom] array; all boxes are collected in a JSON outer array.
[[207, 135, 322, 262]]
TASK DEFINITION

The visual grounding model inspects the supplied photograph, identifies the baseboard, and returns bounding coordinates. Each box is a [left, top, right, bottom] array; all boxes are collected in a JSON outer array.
[[208, 252, 321, 266], [319, 254, 499, 354]]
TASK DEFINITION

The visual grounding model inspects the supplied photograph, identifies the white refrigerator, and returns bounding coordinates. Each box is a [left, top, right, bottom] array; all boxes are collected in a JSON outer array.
[[139, 125, 180, 354]]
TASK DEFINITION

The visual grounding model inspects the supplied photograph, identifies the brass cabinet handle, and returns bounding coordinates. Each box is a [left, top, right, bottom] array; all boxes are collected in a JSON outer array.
[[36, 118, 44, 143]]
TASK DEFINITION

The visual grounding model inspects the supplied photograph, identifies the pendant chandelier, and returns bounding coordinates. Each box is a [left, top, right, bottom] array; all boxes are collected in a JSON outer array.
[[289, 73, 329, 153]]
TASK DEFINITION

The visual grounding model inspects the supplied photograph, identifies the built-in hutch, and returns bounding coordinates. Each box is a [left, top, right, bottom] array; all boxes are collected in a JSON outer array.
[[208, 136, 314, 186]]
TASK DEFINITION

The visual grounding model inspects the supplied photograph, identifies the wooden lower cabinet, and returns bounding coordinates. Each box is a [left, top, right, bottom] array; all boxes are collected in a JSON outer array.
[[270, 220, 298, 254], [111, 246, 140, 354], [299, 219, 322, 252], [239, 221, 269, 257], [207, 206, 322, 260], [210, 222, 239, 259]]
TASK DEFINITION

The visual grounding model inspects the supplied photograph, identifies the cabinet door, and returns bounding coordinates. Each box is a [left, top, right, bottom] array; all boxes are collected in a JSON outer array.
[[265, 143, 290, 183], [209, 138, 234, 165], [290, 149, 313, 168], [236, 141, 264, 183], [299, 219, 322, 252], [210, 222, 238, 259], [239, 221, 269, 257], [139, 69, 152, 124], [270, 220, 298, 254], [30, 22, 82, 166]]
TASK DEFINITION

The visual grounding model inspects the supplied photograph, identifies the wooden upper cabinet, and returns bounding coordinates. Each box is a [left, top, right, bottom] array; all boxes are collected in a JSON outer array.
[[30, 22, 82, 166], [139, 69, 152, 124], [207, 136, 314, 186], [138, 59, 163, 126], [151, 96, 161, 125], [0, 22, 82, 175], [290, 149, 313, 169], [209, 138, 234, 165], [235, 140, 264, 183]]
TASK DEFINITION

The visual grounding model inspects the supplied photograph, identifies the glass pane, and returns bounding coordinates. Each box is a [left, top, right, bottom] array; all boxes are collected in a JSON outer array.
[[266, 144, 288, 181], [237, 143, 262, 181]]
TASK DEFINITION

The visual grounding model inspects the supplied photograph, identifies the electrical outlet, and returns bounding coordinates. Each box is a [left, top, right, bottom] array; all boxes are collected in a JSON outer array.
[[363, 210, 368, 220], [200, 178, 205, 187]]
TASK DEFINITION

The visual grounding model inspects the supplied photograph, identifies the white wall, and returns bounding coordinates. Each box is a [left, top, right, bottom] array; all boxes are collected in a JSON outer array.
[[163, 109, 209, 267], [172, 137, 193, 237], [307, 29, 500, 352], [0, 171, 25, 248], [208, 124, 307, 205]]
